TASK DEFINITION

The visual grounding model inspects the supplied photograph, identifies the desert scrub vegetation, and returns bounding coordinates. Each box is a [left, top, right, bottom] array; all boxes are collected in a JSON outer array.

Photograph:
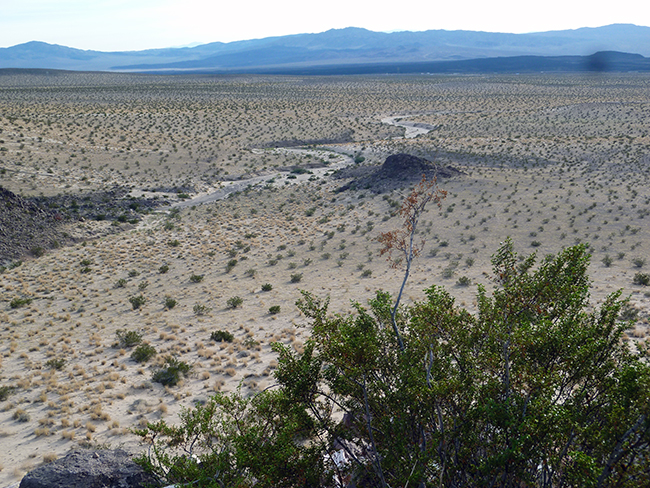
[[152, 357, 192, 387], [131, 344, 157, 363], [210, 330, 234, 343], [128, 294, 146, 310], [135, 239, 650, 488], [226, 296, 243, 309], [115, 329, 142, 348]]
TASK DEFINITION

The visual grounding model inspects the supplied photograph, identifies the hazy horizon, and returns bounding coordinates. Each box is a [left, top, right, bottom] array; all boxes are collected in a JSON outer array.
[[1, 0, 649, 52]]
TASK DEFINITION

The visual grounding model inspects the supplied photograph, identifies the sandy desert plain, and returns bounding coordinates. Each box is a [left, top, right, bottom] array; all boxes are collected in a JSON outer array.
[[0, 70, 649, 485]]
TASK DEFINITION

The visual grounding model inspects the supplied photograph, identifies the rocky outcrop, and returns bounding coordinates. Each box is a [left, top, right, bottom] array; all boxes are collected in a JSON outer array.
[[19, 449, 159, 488], [0, 186, 66, 263], [336, 153, 463, 193]]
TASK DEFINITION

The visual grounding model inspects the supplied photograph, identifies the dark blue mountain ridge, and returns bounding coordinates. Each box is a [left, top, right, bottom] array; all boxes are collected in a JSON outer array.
[[0, 24, 648, 72]]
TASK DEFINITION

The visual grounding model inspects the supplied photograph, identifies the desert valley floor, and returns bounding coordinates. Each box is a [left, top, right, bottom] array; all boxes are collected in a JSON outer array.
[[1, 71, 649, 485]]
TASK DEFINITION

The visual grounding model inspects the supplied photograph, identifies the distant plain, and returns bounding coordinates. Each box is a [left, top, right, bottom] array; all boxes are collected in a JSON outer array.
[[0, 71, 649, 484]]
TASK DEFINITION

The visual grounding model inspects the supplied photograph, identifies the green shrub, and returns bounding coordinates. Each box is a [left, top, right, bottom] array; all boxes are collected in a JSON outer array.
[[168, 239, 180, 247], [193, 303, 211, 316], [631, 257, 646, 268], [290, 273, 303, 283], [128, 269, 140, 277], [602, 254, 613, 267], [456, 275, 472, 286], [115, 278, 127, 288], [159, 264, 170, 274], [45, 358, 66, 371], [245, 268, 257, 277], [134, 240, 650, 488], [226, 296, 243, 309], [152, 357, 192, 386], [116, 329, 142, 348], [0, 385, 16, 401], [10, 297, 32, 309], [129, 294, 146, 310], [225, 259, 238, 273], [261, 283, 273, 291], [633, 272, 650, 286], [164, 296, 177, 309], [210, 330, 234, 343], [190, 273, 204, 283], [361, 269, 372, 277], [268, 305, 281, 314], [131, 344, 157, 363], [30, 246, 45, 257]]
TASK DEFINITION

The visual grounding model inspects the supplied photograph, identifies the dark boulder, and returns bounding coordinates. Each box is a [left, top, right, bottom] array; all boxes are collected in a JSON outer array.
[[19, 449, 159, 488]]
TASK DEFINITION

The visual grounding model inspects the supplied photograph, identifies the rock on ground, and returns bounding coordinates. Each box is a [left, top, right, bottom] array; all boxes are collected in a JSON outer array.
[[19, 450, 159, 488]]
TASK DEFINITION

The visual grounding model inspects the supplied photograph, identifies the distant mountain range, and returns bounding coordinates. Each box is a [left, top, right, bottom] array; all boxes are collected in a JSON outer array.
[[1, 24, 650, 74]]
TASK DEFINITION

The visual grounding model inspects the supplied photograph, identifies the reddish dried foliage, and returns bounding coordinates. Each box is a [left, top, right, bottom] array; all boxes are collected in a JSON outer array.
[[377, 175, 447, 269]]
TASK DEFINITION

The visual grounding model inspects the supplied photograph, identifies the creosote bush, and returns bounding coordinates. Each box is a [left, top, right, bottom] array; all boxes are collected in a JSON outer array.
[[152, 357, 192, 387], [115, 329, 142, 348], [261, 283, 273, 292], [226, 296, 243, 309], [129, 294, 146, 310], [136, 240, 650, 488], [210, 330, 234, 343], [9, 297, 32, 309], [131, 344, 157, 363]]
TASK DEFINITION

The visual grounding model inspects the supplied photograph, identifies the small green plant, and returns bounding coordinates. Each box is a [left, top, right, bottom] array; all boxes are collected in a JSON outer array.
[[168, 239, 180, 247], [210, 330, 234, 342], [268, 305, 281, 314], [31, 246, 45, 257], [116, 329, 143, 348], [226, 296, 243, 309], [361, 269, 373, 277], [456, 275, 472, 287], [261, 283, 273, 291], [129, 294, 147, 310], [225, 259, 238, 273], [244, 268, 256, 277], [115, 278, 127, 288], [290, 273, 303, 283], [138, 280, 149, 290], [159, 264, 170, 274], [631, 257, 646, 268], [45, 358, 66, 371], [0, 385, 16, 401], [193, 303, 211, 316], [189, 274, 204, 283], [602, 255, 613, 267], [531, 240, 542, 247], [131, 344, 157, 363], [152, 357, 192, 386], [633, 272, 650, 286], [128, 269, 140, 277], [164, 296, 177, 309], [10, 297, 32, 309]]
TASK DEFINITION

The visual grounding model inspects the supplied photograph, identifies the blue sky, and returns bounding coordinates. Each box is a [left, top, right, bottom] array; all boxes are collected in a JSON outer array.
[[1, 0, 649, 51]]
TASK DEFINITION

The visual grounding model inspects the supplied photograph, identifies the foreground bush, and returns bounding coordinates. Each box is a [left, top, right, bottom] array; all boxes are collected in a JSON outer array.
[[135, 240, 650, 488]]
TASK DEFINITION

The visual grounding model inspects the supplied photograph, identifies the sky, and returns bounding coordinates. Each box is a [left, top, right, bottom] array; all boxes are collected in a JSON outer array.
[[1, 0, 649, 52]]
